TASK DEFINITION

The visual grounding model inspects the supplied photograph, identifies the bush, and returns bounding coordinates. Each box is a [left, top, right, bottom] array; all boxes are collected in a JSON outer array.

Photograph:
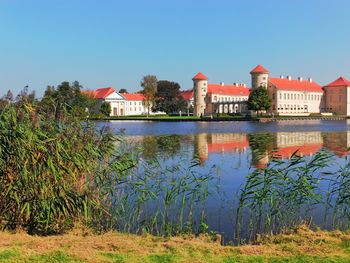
[[0, 103, 135, 233]]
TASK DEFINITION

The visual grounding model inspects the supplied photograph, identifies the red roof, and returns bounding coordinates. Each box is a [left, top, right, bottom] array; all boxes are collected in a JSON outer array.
[[207, 84, 250, 96], [121, 93, 145, 101], [192, 72, 208, 80], [250, 65, 269, 74], [180, 90, 194, 101], [324, 77, 350, 88], [269, 78, 323, 92], [94, 87, 115, 99]]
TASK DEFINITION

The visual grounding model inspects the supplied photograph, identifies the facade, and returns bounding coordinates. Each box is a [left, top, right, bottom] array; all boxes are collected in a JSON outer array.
[[87, 87, 148, 116], [323, 77, 350, 115], [193, 65, 350, 116], [251, 65, 324, 116], [192, 72, 250, 117]]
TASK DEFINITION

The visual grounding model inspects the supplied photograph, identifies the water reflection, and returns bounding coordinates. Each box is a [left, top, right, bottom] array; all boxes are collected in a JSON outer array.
[[190, 131, 350, 168], [122, 131, 350, 242]]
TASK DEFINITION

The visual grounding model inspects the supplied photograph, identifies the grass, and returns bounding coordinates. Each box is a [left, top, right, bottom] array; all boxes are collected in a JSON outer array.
[[1, 226, 350, 262]]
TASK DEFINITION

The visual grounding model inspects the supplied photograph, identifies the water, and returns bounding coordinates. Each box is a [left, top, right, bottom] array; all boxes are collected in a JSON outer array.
[[97, 120, 350, 243]]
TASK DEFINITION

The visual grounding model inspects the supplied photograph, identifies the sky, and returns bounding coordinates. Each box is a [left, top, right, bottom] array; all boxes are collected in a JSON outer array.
[[0, 0, 350, 97]]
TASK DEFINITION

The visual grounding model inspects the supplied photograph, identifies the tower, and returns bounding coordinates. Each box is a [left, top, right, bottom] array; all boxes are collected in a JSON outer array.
[[250, 64, 269, 89], [192, 72, 208, 117]]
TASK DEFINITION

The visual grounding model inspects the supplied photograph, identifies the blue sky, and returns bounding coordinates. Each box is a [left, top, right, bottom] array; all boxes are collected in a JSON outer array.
[[0, 0, 349, 96]]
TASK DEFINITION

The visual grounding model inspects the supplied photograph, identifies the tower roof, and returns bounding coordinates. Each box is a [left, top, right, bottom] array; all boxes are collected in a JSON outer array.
[[324, 76, 350, 87], [250, 64, 269, 74], [192, 72, 208, 80]]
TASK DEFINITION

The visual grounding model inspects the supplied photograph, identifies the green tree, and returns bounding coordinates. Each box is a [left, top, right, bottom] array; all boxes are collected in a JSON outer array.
[[118, 88, 128, 93], [153, 80, 187, 114], [247, 86, 271, 115], [39, 81, 95, 119], [100, 101, 111, 117], [141, 75, 157, 117]]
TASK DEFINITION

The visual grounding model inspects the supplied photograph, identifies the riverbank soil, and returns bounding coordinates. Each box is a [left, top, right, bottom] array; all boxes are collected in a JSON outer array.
[[1, 225, 350, 262]]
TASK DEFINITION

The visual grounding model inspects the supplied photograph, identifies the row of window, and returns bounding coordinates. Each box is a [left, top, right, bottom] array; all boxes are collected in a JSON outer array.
[[127, 101, 143, 106], [212, 96, 248, 102], [274, 104, 309, 111], [126, 107, 143, 112], [328, 95, 343, 102], [274, 93, 322, 101]]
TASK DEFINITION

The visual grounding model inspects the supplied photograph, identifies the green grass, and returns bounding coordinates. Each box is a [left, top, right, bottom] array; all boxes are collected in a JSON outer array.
[[0, 249, 21, 261], [28, 251, 82, 263]]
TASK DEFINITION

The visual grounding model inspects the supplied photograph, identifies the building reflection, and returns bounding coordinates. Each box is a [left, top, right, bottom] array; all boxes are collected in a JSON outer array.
[[193, 131, 350, 168], [194, 133, 249, 164], [323, 132, 350, 157], [272, 132, 323, 159]]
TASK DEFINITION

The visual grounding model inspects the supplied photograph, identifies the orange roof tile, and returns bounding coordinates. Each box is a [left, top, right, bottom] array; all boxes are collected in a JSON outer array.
[[81, 90, 96, 98], [324, 77, 350, 88], [269, 78, 323, 92], [94, 87, 115, 99], [180, 90, 194, 101], [192, 72, 208, 80], [207, 84, 250, 96], [250, 64, 269, 74], [121, 93, 144, 101]]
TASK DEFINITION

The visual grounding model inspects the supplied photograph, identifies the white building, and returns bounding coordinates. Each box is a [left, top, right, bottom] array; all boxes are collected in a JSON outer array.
[[88, 87, 148, 116]]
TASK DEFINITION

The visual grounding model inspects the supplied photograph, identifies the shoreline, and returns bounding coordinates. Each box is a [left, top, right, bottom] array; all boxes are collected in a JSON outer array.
[[1, 225, 350, 262], [89, 115, 350, 122]]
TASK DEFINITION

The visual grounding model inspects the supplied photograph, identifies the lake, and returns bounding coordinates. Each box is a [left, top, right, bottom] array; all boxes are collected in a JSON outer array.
[[97, 120, 350, 244]]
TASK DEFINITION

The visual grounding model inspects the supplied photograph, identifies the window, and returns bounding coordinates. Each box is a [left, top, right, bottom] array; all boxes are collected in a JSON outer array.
[[279, 93, 282, 99], [297, 94, 300, 100], [203, 83, 207, 86], [272, 93, 275, 100], [284, 93, 286, 100], [287, 94, 290, 100], [339, 95, 342, 102], [213, 96, 217, 102]]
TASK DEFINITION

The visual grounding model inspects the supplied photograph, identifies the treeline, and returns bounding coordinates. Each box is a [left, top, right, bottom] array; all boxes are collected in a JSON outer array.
[[0, 81, 101, 118], [0, 77, 191, 117]]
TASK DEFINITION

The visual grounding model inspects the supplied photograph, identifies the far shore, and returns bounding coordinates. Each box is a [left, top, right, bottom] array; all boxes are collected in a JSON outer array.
[[89, 115, 350, 122]]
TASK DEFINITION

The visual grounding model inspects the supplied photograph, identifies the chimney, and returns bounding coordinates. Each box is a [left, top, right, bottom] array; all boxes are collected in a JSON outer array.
[[308, 78, 313, 83], [298, 77, 303, 82], [234, 83, 238, 87], [280, 75, 284, 79], [287, 75, 292, 80], [243, 84, 246, 87]]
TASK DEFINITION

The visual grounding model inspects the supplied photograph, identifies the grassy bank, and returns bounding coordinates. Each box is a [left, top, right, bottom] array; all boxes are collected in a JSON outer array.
[[1, 226, 350, 262]]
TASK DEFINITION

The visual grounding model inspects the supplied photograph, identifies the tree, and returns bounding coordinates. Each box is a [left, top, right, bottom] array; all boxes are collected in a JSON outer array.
[[153, 80, 187, 114], [118, 88, 128, 94], [141, 75, 157, 117], [100, 101, 111, 117], [39, 81, 94, 119], [247, 86, 271, 115]]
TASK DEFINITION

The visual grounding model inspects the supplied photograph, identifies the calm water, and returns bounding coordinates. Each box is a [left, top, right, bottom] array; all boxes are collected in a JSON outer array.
[[98, 120, 350, 243]]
